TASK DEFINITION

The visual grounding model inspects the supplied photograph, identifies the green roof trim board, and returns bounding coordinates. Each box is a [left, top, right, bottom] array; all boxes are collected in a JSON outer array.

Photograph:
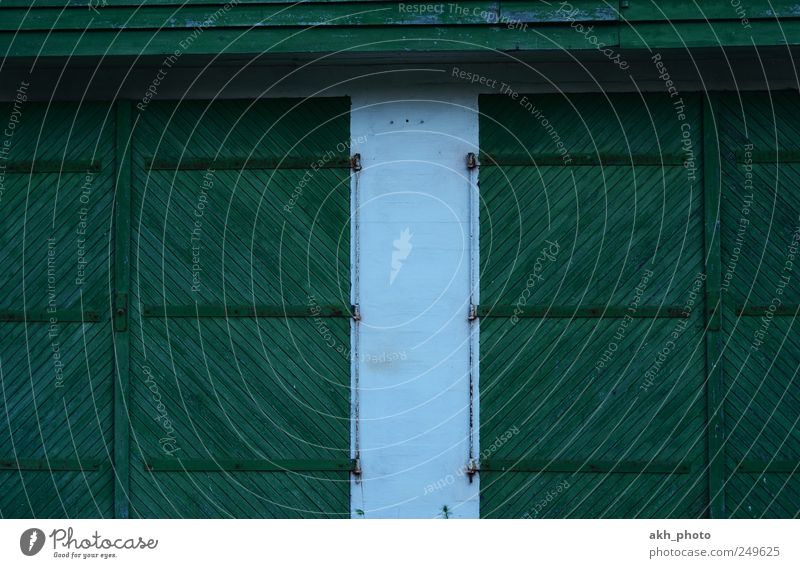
[[1, 1, 800, 57]]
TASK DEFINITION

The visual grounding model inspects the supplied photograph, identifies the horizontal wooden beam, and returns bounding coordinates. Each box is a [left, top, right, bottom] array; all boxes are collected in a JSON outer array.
[[1, 160, 102, 173], [0, 309, 102, 323], [477, 305, 688, 319], [620, 20, 800, 49], [622, 0, 800, 21], [2, 2, 800, 57], [0, 0, 375, 4], [737, 461, 800, 474], [735, 149, 800, 164], [479, 152, 687, 167], [0, 1, 618, 31], [0, 25, 618, 58], [0, 458, 104, 471], [481, 459, 692, 474], [5, 0, 800, 25], [144, 457, 355, 472], [736, 305, 800, 317], [146, 156, 349, 171], [142, 304, 352, 318]]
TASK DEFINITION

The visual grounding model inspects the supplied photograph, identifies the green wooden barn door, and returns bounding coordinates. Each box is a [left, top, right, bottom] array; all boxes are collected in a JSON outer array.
[[0, 97, 351, 519], [0, 102, 116, 517], [478, 93, 709, 518], [717, 92, 800, 518], [126, 98, 353, 518]]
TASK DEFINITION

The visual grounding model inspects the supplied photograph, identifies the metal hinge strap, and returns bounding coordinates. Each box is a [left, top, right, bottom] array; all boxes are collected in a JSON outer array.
[[350, 153, 362, 172]]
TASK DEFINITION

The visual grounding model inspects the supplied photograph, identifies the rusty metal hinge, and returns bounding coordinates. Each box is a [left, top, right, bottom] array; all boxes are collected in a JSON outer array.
[[466, 459, 478, 483], [350, 153, 362, 172], [466, 152, 478, 170], [352, 303, 362, 321], [352, 458, 362, 476]]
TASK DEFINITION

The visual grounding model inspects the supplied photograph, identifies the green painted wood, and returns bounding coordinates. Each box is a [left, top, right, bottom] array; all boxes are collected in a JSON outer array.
[[142, 304, 352, 318], [479, 152, 687, 166], [477, 305, 688, 318], [5, 0, 797, 24], [703, 95, 725, 519], [0, 0, 378, 5], [480, 89, 800, 519], [0, 97, 352, 519], [735, 150, 800, 163], [144, 458, 355, 472], [147, 156, 351, 171], [0, 23, 618, 57], [0, 309, 101, 322], [619, 20, 800, 48], [0, 102, 117, 518], [478, 92, 708, 518], [2, 2, 506, 30], [481, 460, 692, 474], [2, 0, 798, 56], [113, 101, 132, 519], [622, 0, 800, 21], [0, 458, 104, 471], [1, 0, 618, 30], [128, 98, 351, 518], [721, 322, 800, 517], [2, 161, 102, 173], [736, 305, 800, 316], [718, 91, 800, 518], [501, 0, 618, 22], [737, 462, 800, 473]]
